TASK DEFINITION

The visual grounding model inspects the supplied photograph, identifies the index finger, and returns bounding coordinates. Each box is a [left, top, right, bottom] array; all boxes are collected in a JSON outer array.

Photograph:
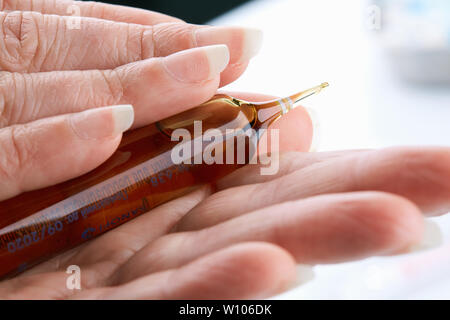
[[2, 0, 183, 25]]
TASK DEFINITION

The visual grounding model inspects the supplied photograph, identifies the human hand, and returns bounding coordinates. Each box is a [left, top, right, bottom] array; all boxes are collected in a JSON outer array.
[[2, 93, 449, 299], [0, 0, 263, 200], [1, 1, 448, 300]]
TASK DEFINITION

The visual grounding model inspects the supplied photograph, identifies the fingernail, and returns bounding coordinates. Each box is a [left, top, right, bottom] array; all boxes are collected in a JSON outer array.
[[304, 106, 321, 152], [70, 105, 134, 140], [242, 28, 264, 60], [163, 45, 230, 83], [112, 105, 135, 134], [203, 45, 231, 77], [286, 264, 315, 291], [407, 220, 443, 253], [195, 27, 263, 63]]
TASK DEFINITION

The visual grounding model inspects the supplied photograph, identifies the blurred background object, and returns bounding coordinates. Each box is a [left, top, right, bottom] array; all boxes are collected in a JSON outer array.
[[100, 0, 251, 23], [370, 0, 450, 84]]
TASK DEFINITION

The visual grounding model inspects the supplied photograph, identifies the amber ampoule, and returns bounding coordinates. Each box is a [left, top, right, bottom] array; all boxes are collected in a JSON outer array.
[[0, 83, 328, 279]]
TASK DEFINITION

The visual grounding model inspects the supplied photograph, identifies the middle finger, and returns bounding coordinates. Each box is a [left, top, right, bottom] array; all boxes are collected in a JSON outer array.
[[178, 147, 450, 231], [0, 11, 261, 84], [0, 45, 229, 128]]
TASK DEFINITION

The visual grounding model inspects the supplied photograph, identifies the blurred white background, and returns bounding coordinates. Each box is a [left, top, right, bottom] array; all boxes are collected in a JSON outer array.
[[210, 0, 450, 299]]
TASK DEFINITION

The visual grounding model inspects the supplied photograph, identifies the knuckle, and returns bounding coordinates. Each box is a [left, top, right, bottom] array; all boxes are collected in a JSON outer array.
[[0, 72, 28, 127], [152, 23, 196, 56], [0, 125, 30, 185], [111, 23, 155, 63], [0, 11, 40, 72], [139, 25, 155, 60], [98, 69, 125, 105]]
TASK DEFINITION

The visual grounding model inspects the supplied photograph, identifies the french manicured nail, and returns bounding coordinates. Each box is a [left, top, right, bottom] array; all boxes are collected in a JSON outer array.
[[163, 45, 230, 82], [304, 106, 321, 152], [407, 220, 443, 253], [242, 28, 264, 60], [70, 105, 134, 140], [195, 27, 263, 63], [286, 264, 315, 291]]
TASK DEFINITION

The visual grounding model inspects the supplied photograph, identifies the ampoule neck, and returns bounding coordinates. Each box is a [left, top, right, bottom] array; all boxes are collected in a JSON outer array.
[[251, 82, 329, 128]]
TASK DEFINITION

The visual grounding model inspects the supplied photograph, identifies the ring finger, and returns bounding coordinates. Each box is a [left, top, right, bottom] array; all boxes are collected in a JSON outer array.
[[0, 45, 229, 129], [112, 191, 424, 283]]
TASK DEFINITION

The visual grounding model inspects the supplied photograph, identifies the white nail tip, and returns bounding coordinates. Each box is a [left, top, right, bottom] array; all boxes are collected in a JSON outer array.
[[242, 28, 264, 60], [304, 106, 321, 152], [111, 105, 134, 135], [409, 220, 443, 253], [287, 264, 315, 291], [203, 44, 230, 77]]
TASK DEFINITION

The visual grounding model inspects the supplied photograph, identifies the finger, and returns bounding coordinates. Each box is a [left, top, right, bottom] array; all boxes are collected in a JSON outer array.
[[2, 0, 183, 25], [114, 192, 424, 279], [1, 243, 298, 299], [0, 11, 261, 83], [217, 150, 370, 190], [85, 242, 297, 299], [218, 60, 249, 87], [26, 186, 213, 277], [0, 243, 297, 299], [179, 147, 450, 231], [0, 104, 133, 201], [0, 45, 229, 129]]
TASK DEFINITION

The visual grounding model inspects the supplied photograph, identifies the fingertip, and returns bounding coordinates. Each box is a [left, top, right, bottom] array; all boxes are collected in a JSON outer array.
[[174, 242, 298, 299], [223, 242, 299, 299], [270, 106, 314, 152], [219, 61, 249, 87], [405, 219, 442, 254], [344, 192, 425, 255], [303, 106, 320, 152]]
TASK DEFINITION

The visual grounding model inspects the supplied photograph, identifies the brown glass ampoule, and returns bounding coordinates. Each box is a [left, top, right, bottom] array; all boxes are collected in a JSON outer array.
[[0, 83, 328, 279]]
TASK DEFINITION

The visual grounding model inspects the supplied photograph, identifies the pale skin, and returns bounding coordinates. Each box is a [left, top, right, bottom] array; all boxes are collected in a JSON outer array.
[[0, 0, 449, 299]]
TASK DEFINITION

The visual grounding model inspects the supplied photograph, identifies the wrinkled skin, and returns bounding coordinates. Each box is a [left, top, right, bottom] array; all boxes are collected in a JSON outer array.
[[0, 0, 449, 299]]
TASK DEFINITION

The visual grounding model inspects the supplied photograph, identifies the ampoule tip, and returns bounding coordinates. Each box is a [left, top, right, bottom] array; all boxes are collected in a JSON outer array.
[[288, 82, 329, 106]]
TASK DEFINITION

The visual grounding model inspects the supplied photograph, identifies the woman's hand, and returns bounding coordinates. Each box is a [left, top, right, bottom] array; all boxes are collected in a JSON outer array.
[[1, 0, 449, 300], [0, 0, 263, 200], [2, 93, 449, 299], [2, 141, 449, 299]]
